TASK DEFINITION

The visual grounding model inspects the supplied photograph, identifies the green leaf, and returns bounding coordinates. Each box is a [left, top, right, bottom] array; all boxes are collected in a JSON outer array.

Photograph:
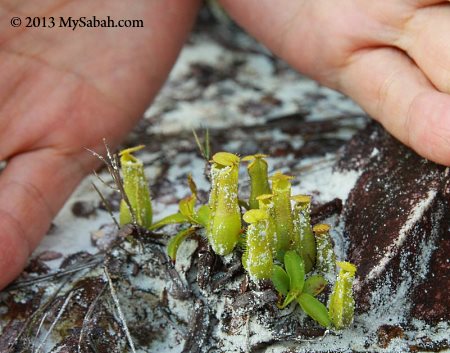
[[177, 174, 205, 225], [298, 293, 331, 328], [303, 275, 327, 297], [179, 195, 196, 219], [167, 227, 197, 262], [194, 205, 210, 227], [272, 265, 289, 296], [284, 251, 305, 294], [149, 213, 189, 230], [281, 292, 298, 309], [187, 173, 198, 196], [278, 251, 305, 309]]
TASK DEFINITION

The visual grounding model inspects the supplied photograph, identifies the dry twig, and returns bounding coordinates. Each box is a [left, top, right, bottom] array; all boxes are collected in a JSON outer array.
[[34, 290, 75, 353], [77, 283, 108, 353], [104, 266, 137, 353]]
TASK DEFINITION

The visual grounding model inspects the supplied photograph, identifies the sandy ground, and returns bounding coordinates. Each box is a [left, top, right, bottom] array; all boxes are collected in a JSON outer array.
[[2, 13, 448, 353]]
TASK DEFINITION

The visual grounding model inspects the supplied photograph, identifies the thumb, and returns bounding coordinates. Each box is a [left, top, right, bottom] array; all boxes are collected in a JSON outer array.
[[0, 149, 89, 289]]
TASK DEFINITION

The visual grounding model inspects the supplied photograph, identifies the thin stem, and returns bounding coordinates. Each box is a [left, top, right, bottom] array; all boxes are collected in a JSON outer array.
[[92, 182, 120, 229]]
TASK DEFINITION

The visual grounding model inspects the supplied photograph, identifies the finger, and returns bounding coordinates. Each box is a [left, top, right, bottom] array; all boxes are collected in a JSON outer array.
[[0, 66, 136, 162], [218, 0, 322, 79], [339, 47, 450, 165], [408, 0, 447, 8], [0, 0, 202, 160], [218, 0, 400, 85], [399, 5, 450, 94], [219, 0, 304, 51], [0, 149, 88, 289]]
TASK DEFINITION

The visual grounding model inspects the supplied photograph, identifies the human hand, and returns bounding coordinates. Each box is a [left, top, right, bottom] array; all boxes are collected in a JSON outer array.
[[0, 0, 199, 289], [221, 0, 450, 165]]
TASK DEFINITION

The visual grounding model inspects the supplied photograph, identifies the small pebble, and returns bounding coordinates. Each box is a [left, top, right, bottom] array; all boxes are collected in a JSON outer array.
[[71, 200, 97, 218], [37, 250, 63, 261], [91, 223, 120, 251]]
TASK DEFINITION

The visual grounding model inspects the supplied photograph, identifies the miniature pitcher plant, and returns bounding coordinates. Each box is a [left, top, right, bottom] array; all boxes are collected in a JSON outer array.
[[292, 195, 316, 273], [119, 145, 153, 229], [207, 152, 242, 256], [117, 144, 360, 329], [270, 172, 295, 260], [242, 154, 271, 209], [256, 194, 276, 256], [313, 223, 336, 278], [329, 261, 357, 329], [242, 209, 273, 280]]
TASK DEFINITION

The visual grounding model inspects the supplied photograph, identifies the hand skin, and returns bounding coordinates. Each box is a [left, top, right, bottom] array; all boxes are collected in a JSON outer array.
[[0, 0, 200, 289], [220, 0, 450, 165], [2, 1, 450, 290]]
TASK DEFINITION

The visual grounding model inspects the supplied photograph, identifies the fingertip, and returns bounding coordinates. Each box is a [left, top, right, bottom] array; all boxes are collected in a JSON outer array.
[[339, 47, 450, 166], [407, 91, 450, 166], [0, 150, 87, 289], [0, 210, 31, 290]]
